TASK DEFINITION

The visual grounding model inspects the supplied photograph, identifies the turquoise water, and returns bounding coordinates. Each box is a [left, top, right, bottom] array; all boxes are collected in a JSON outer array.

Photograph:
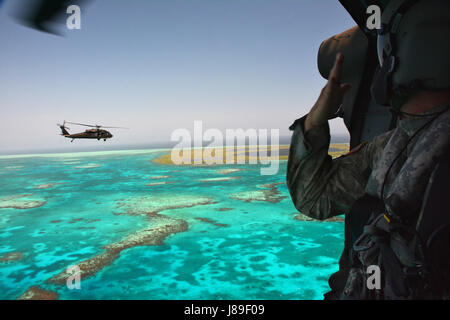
[[0, 149, 344, 300]]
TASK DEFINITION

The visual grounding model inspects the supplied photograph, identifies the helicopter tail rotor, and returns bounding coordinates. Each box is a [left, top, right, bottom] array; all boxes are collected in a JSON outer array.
[[57, 120, 70, 136]]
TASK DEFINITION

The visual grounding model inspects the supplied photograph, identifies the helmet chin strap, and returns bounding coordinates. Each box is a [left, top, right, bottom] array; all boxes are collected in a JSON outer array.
[[389, 98, 450, 118]]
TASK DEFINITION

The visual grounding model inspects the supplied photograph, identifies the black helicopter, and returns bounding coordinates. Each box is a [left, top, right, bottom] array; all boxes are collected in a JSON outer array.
[[57, 121, 128, 142]]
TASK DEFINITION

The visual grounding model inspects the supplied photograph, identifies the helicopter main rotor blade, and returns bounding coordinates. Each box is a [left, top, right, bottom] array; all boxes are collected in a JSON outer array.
[[65, 121, 97, 128], [100, 126, 130, 129], [65, 121, 129, 129]]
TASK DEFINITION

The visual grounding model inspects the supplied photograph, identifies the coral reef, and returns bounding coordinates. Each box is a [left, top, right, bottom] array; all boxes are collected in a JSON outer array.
[[216, 168, 245, 175], [48, 216, 188, 284], [199, 177, 241, 182], [18, 286, 58, 300], [148, 175, 171, 179], [146, 181, 176, 187], [294, 213, 345, 223], [195, 217, 229, 228], [0, 251, 24, 263], [34, 183, 61, 189], [115, 194, 216, 216], [74, 163, 101, 169], [229, 182, 287, 204], [0, 194, 46, 209], [46, 194, 215, 285]]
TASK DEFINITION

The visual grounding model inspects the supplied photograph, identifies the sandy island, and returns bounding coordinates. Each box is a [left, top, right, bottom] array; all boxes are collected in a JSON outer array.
[[152, 144, 348, 165]]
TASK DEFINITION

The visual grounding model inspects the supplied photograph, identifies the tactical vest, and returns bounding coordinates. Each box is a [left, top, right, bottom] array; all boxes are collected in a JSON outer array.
[[325, 151, 450, 300]]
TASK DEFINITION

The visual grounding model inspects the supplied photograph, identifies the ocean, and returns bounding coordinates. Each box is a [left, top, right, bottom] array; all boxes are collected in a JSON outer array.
[[0, 148, 344, 300]]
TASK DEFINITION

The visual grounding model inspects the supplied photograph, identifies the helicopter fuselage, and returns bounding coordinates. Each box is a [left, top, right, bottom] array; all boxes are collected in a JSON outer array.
[[62, 129, 113, 141], [58, 121, 127, 142]]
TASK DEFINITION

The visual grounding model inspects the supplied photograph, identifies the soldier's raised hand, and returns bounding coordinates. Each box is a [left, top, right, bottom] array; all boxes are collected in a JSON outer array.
[[304, 53, 351, 132]]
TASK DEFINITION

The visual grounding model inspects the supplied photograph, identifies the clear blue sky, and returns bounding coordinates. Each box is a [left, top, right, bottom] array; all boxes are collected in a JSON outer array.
[[0, 0, 355, 153]]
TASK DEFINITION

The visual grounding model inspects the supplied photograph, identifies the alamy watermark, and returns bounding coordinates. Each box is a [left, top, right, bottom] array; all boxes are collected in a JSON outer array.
[[66, 265, 81, 290], [65, 4, 382, 32], [366, 5, 381, 30], [66, 5, 81, 30], [170, 121, 280, 175], [366, 265, 381, 290]]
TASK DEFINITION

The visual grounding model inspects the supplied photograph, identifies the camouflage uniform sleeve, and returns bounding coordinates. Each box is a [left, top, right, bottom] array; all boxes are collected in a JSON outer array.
[[286, 115, 391, 220]]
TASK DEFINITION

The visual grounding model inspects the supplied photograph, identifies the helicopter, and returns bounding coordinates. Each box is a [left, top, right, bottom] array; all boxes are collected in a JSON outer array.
[[57, 121, 128, 142]]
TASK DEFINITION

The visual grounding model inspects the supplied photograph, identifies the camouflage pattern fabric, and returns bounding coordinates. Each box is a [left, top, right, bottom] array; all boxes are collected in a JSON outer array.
[[286, 101, 450, 299]]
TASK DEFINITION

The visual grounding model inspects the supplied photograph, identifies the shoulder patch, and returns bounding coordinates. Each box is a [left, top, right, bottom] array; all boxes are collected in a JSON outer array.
[[342, 141, 368, 157]]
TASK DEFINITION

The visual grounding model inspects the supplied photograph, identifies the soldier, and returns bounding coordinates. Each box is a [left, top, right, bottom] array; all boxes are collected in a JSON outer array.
[[287, 0, 450, 299]]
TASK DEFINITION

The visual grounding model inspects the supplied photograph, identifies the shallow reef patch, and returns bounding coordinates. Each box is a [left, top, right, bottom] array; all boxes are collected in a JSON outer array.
[[0, 194, 46, 210], [34, 183, 61, 189], [216, 168, 245, 175], [146, 181, 176, 187], [229, 182, 287, 204], [74, 163, 101, 169], [216, 207, 233, 212], [115, 194, 216, 216], [0, 251, 24, 263], [195, 217, 229, 228], [41, 193, 216, 288], [47, 216, 188, 284], [147, 175, 171, 179], [18, 286, 58, 300], [294, 213, 344, 223], [199, 177, 241, 182]]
